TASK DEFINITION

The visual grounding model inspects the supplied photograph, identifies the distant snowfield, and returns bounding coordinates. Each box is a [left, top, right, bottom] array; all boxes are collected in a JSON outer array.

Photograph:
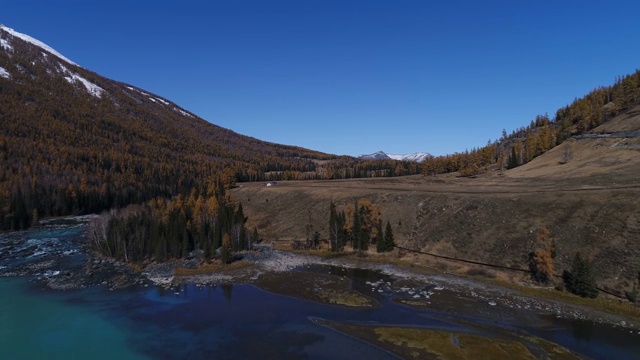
[[0, 66, 9, 79]]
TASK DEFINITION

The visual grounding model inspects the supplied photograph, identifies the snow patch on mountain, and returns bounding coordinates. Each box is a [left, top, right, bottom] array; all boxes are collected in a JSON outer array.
[[0, 25, 78, 66], [0, 37, 12, 51], [0, 66, 9, 79], [174, 107, 194, 118], [59, 64, 104, 98], [149, 97, 170, 106]]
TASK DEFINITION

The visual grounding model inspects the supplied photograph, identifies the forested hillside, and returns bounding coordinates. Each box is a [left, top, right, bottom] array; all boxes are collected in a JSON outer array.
[[420, 69, 640, 177], [0, 26, 421, 230]]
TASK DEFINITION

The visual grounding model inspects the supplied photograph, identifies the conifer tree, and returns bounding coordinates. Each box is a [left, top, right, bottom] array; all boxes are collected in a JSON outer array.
[[351, 200, 360, 250], [563, 253, 598, 298], [384, 220, 395, 252], [375, 221, 385, 253], [507, 147, 519, 169], [337, 210, 347, 250], [329, 201, 339, 251], [251, 227, 259, 249]]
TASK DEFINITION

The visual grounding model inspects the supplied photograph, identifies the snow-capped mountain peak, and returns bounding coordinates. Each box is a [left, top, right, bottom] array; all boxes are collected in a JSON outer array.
[[0, 24, 78, 66], [358, 151, 391, 161], [359, 151, 431, 162], [387, 152, 431, 162]]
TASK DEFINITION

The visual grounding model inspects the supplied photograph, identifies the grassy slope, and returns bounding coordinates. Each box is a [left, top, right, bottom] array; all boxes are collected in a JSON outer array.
[[232, 108, 640, 294]]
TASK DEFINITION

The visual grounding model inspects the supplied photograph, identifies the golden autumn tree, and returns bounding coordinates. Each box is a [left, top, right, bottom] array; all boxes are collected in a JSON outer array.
[[529, 227, 556, 284]]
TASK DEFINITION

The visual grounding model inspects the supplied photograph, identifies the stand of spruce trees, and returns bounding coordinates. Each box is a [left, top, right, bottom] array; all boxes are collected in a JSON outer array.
[[91, 186, 256, 263]]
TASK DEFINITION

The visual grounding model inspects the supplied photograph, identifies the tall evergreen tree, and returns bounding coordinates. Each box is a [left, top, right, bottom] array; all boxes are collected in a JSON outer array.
[[563, 253, 598, 298], [507, 147, 519, 169], [359, 212, 370, 251], [329, 201, 339, 251], [384, 220, 395, 252], [351, 200, 361, 250], [375, 221, 385, 253], [337, 211, 347, 250]]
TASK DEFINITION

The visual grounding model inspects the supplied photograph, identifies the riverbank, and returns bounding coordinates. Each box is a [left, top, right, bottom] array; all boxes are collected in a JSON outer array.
[[123, 243, 640, 331]]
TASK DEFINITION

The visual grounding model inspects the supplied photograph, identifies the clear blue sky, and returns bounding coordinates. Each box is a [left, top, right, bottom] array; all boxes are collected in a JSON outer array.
[[4, 1, 640, 156]]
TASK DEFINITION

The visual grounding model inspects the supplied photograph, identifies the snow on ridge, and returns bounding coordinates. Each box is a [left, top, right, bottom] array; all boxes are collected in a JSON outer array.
[[0, 25, 78, 66], [0, 66, 9, 79], [59, 64, 104, 98], [149, 97, 169, 106], [174, 107, 194, 118], [124, 86, 171, 106]]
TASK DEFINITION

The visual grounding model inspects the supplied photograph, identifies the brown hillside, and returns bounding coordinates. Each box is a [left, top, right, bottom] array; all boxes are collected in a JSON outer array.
[[589, 104, 640, 133], [233, 110, 640, 295]]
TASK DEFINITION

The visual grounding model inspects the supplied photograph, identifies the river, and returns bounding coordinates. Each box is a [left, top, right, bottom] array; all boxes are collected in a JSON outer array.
[[1, 217, 639, 359]]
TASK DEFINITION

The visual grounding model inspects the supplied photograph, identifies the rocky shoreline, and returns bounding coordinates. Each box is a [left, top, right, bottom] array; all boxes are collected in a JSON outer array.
[[69, 243, 639, 332]]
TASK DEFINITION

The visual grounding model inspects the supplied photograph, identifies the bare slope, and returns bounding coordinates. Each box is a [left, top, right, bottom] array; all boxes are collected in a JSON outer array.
[[233, 110, 640, 295]]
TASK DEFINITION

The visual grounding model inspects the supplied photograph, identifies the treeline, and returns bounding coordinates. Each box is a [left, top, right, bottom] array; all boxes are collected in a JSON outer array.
[[322, 158, 421, 180], [263, 157, 422, 182], [421, 69, 640, 177], [327, 200, 395, 253], [90, 186, 256, 263]]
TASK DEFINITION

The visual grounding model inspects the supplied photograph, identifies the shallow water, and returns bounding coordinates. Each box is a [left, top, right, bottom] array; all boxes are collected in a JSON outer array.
[[1, 219, 640, 359], [0, 278, 146, 360]]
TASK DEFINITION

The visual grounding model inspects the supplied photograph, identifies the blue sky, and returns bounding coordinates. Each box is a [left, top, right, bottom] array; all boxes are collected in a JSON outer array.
[[4, 1, 640, 156]]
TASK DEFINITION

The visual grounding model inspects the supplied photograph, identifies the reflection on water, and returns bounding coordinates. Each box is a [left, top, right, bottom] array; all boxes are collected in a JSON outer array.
[[571, 319, 595, 343]]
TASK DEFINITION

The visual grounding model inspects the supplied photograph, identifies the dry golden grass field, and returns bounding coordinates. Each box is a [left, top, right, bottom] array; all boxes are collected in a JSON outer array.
[[232, 109, 640, 296]]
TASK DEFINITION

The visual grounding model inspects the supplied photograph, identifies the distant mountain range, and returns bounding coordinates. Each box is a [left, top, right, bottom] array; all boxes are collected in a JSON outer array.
[[359, 151, 431, 162]]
